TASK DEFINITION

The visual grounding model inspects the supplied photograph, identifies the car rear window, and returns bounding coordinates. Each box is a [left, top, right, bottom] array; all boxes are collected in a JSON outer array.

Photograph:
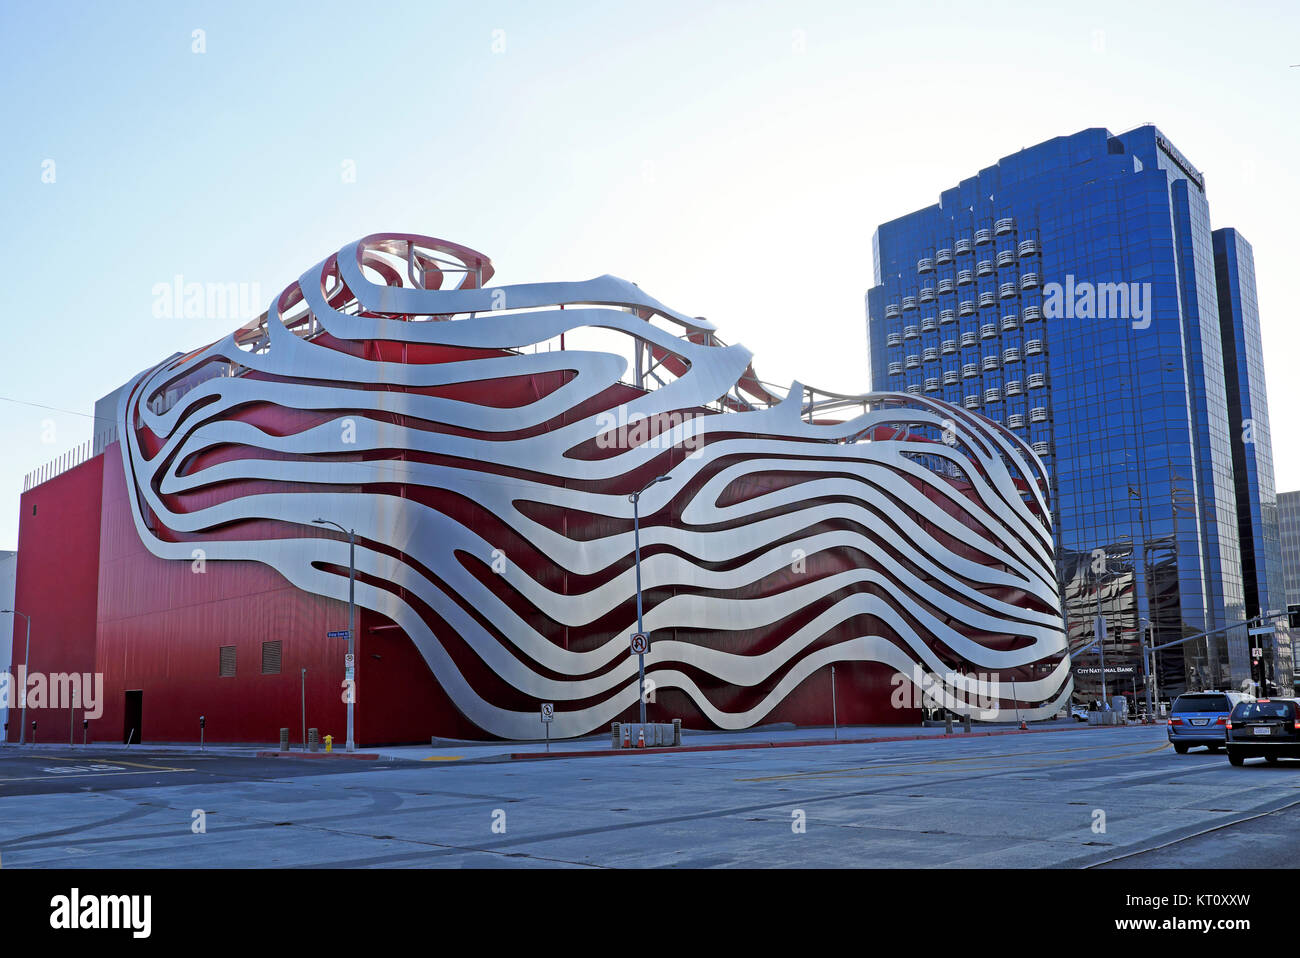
[[1232, 701, 1296, 720], [1172, 694, 1231, 713]]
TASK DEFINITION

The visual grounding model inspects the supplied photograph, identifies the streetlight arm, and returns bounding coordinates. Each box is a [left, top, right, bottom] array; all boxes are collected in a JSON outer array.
[[312, 518, 349, 535], [629, 473, 672, 502]]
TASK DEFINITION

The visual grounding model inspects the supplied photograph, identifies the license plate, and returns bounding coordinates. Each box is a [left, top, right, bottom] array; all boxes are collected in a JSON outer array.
[[1191, 719, 1209, 726], [1254, 727, 1271, 735]]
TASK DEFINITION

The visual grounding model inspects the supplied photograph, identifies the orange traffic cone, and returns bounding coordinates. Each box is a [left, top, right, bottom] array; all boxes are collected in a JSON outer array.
[[622, 726, 630, 749], [637, 727, 645, 749], [1019, 719, 1028, 730]]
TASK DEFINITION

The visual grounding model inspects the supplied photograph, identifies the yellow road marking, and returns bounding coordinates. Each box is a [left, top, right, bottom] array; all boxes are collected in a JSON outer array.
[[32, 755, 192, 771], [0, 754, 195, 783], [19, 755, 192, 772], [0, 768, 196, 784]]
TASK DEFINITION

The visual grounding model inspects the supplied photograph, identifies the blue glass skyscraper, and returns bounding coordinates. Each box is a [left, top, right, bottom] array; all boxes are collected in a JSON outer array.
[[867, 125, 1291, 701], [1214, 227, 1292, 688], [1279, 490, 1300, 621]]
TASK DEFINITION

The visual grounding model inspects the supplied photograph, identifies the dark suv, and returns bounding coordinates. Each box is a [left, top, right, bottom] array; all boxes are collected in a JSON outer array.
[[1225, 699, 1300, 766]]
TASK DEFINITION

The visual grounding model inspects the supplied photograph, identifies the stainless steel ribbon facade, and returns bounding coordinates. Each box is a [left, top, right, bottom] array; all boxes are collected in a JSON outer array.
[[116, 232, 1071, 739]]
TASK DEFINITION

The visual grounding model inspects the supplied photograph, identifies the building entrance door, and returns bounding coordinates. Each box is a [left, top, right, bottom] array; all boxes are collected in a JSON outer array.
[[123, 690, 142, 744]]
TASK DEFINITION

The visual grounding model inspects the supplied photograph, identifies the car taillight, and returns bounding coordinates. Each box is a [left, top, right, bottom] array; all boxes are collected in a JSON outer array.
[[1216, 717, 1227, 725], [1225, 721, 1233, 730], [1169, 717, 1182, 725], [1293, 720, 1299, 730]]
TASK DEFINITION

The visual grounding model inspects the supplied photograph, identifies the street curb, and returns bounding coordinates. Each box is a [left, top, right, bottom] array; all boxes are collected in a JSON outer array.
[[505, 721, 1150, 761], [256, 751, 381, 760]]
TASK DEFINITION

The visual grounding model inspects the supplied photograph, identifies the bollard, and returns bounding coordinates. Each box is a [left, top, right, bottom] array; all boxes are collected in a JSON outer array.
[[308, 727, 319, 752], [944, 712, 953, 734], [279, 728, 289, 752], [324, 734, 333, 753], [611, 721, 620, 748], [673, 718, 682, 747], [963, 713, 972, 733]]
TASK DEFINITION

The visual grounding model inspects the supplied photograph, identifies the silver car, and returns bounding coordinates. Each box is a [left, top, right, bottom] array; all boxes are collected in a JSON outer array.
[[1168, 691, 1254, 753]]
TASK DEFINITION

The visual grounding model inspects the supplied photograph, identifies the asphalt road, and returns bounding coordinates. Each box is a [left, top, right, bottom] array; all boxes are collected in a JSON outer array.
[[0, 749, 421, 797], [2, 725, 1299, 867]]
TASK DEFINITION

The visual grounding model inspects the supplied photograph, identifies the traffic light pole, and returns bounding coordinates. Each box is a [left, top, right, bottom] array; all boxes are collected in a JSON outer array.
[[1146, 610, 1286, 693]]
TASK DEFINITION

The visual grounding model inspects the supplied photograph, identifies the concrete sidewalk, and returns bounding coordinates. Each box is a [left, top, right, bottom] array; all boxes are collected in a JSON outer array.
[[0, 716, 1125, 764], [371, 716, 1109, 762]]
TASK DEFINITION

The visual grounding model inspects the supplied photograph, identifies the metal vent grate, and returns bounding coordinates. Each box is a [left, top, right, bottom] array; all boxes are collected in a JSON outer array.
[[219, 645, 236, 677], [261, 640, 282, 675]]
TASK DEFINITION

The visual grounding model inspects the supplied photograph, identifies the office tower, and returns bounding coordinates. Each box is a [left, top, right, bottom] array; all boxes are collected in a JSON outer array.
[[867, 125, 1291, 699]]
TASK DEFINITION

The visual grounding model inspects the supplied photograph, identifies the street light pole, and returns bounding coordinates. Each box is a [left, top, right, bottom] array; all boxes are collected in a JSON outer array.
[[1093, 569, 1109, 707], [313, 519, 356, 753], [629, 475, 671, 727], [1127, 484, 1157, 722], [1139, 617, 1155, 722], [1, 610, 30, 744]]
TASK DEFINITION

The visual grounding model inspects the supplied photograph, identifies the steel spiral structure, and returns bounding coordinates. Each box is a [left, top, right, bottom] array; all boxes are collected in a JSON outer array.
[[117, 232, 1070, 739]]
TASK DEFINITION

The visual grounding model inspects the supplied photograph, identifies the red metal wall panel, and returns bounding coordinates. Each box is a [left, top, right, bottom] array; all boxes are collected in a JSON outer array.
[[92, 446, 467, 745], [7, 455, 104, 742]]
